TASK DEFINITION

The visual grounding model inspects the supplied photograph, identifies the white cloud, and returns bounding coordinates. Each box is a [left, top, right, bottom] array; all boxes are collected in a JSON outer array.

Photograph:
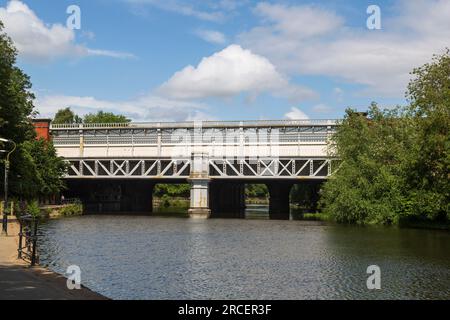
[[157, 44, 316, 102], [253, 2, 344, 39], [285, 107, 309, 120], [312, 104, 332, 113], [125, 0, 224, 22], [35, 94, 213, 122], [194, 29, 227, 44], [0, 0, 134, 61], [238, 0, 450, 97]]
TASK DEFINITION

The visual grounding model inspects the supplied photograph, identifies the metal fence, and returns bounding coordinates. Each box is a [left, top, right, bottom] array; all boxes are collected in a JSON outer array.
[[17, 215, 39, 266]]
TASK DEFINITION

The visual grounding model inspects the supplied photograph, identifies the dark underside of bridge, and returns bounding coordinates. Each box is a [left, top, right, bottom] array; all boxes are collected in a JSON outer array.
[[64, 179, 324, 220]]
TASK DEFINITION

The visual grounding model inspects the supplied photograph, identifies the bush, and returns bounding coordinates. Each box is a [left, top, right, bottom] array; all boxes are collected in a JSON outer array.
[[27, 200, 41, 218], [59, 203, 83, 216]]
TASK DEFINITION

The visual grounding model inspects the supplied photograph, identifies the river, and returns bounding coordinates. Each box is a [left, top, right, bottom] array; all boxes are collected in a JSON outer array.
[[37, 206, 450, 300]]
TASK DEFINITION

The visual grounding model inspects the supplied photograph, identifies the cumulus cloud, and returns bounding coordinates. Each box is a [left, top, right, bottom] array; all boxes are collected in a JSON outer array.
[[238, 0, 450, 97], [0, 0, 134, 61], [285, 107, 309, 120], [157, 44, 316, 102], [35, 94, 213, 122], [194, 29, 227, 44]]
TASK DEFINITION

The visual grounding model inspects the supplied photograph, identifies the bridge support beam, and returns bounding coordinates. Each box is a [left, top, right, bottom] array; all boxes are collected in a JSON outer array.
[[210, 182, 246, 218], [268, 182, 292, 220], [188, 178, 211, 219]]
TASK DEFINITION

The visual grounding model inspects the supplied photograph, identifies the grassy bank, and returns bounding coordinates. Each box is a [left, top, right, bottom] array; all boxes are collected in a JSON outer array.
[[40, 203, 83, 219]]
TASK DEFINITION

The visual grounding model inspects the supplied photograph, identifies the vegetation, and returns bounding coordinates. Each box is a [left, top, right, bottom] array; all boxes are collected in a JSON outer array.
[[84, 111, 130, 124], [58, 203, 83, 217], [27, 200, 41, 218], [53, 108, 130, 124], [245, 184, 268, 199], [154, 184, 190, 198], [0, 23, 67, 202], [53, 107, 82, 124], [320, 51, 450, 226]]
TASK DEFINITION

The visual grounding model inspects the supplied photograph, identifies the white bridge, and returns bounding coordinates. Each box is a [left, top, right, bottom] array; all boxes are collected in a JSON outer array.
[[51, 120, 338, 219]]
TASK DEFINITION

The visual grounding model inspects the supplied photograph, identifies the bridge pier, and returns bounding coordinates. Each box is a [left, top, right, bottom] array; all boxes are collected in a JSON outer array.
[[188, 152, 211, 219], [210, 182, 246, 218], [267, 182, 292, 220], [188, 178, 211, 219]]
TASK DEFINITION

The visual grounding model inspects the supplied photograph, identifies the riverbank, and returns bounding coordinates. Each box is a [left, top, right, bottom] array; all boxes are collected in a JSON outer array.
[[0, 219, 107, 300]]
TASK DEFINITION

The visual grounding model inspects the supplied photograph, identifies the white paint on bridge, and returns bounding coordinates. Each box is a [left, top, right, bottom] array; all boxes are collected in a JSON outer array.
[[51, 119, 338, 180]]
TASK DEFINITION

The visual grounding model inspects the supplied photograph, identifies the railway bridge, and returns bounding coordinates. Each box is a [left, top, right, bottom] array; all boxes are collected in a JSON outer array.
[[50, 120, 338, 219]]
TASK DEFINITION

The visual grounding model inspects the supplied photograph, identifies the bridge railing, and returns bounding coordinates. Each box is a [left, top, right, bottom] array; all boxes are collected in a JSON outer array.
[[50, 119, 338, 130]]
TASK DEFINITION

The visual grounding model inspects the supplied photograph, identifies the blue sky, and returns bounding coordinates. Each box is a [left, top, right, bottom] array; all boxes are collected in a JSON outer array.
[[0, 0, 449, 121]]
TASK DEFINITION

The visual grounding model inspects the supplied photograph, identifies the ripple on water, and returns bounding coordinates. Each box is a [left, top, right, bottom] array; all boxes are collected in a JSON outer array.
[[37, 216, 450, 300]]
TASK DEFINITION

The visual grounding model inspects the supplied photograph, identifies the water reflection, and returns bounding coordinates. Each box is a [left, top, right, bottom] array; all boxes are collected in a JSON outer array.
[[38, 216, 450, 300]]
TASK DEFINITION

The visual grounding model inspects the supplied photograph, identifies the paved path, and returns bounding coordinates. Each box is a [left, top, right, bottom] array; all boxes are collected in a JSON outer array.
[[0, 220, 107, 300]]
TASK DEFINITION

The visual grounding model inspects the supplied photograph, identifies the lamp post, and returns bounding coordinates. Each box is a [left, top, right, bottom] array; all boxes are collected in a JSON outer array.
[[1, 138, 17, 236]]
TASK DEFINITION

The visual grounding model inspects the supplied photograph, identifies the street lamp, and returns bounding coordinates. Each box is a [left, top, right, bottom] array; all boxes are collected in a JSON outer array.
[[0, 138, 17, 236]]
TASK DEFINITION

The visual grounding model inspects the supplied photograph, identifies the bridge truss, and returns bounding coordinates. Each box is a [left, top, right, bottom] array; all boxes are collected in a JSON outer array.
[[66, 158, 337, 179]]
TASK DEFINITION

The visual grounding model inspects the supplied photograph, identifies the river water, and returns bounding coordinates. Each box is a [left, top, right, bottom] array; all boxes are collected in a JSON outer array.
[[38, 207, 450, 300]]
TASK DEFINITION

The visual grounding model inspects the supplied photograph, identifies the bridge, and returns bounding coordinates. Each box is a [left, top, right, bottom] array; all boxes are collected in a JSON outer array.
[[50, 119, 338, 219]]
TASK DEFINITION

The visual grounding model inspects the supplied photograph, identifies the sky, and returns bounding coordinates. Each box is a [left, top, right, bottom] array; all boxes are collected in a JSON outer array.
[[0, 0, 449, 122]]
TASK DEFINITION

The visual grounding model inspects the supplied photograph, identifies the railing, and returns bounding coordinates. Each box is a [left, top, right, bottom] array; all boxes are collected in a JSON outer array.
[[17, 215, 39, 266], [50, 119, 339, 130]]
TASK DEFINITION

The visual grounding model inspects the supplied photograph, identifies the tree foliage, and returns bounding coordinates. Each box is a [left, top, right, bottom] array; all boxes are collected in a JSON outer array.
[[0, 21, 35, 144], [0, 23, 67, 200], [83, 111, 130, 124], [245, 184, 268, 198], [154, 184, 190, 198], [53, 107, 82, 124], [53, 108, 131, 124], [320, 51, 450, 225]]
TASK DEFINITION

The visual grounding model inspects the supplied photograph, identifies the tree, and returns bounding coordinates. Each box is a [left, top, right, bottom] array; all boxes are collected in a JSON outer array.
[[245, 184, 268, 198], [22, 139, 67, 197], [319, 50, 450, 225], [154, 184, 190, 198], [405, 50, 450, 221], [0, 22, 67, 200], [0, 21, 35, 144], [53, 107, 82, 124], [84, 111, 130, 123]]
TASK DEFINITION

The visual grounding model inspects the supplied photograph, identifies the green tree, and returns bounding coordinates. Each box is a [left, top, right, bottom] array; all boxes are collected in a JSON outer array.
[[319, 105, 415, 225], [22, 139, 67, 197], [84, 111, 130, 123], [319, 50, 450, 225], [0, 22, 67, 200], [245, 184, 268, 198], [405, 50, 450, 221], [154, 184, 190, 198], [53, 107, 82, 124], [0, 21, 35, 144]]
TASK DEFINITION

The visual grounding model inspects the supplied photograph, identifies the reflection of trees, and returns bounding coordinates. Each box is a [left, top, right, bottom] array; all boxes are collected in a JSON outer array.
[[290, 181, 324, 212], [323, 225, 450, 299]]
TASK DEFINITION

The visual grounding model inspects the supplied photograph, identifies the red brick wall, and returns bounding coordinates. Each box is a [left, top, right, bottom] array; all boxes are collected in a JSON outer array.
[[32, 119, 52, 141]]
